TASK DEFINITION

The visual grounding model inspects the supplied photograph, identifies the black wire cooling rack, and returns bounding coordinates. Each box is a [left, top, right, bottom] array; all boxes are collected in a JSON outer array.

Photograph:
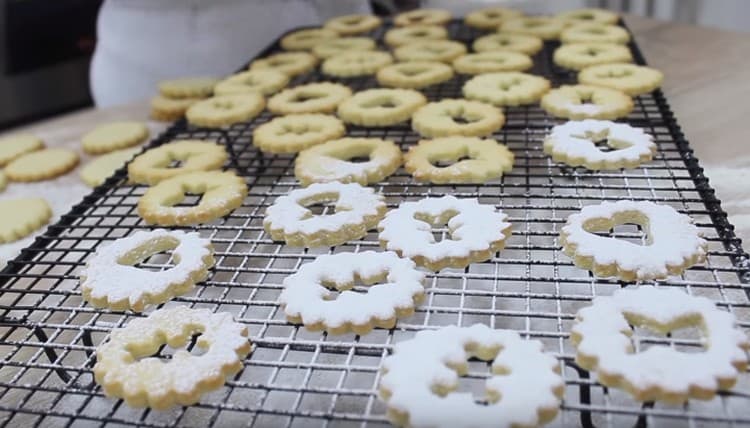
[[1, 18, 750, 428]]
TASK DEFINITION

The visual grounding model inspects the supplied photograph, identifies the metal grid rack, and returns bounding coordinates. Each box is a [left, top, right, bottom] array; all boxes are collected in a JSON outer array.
[[1, 19, 750, 428]]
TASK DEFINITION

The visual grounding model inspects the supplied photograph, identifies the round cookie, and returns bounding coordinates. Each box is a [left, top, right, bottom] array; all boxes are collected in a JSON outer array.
[[463, 72, 551, 106], [82, 122, 149, 155], [473, 32, 544, 56], [312, 37, 376, 58], [253, 114, 346, 154], [249, 51, 318, 77], [5, 148, 79, 182], [377, 61, 454, 89], [150, 95, 202, 122], [384, 25, 448, 47], [557, 8, 619, 25], [541, 84, 633, 120], [394, 40, 467, 63], [464, 7, 524, 30], [394, 8, 452, 27], [452, 51, 533, 75], [322, 51, 393, 77], [213, 70, 289, 96], [499, 16, 565, 40], [578, 63, 664, 96], [80, 147, 141, 187], [280, 28, 338, 51], [412, 99, 505, 138], [186, 93, 265, 128], [268, 82, 352, 115], [324, 14, 381, 35], [0, 198, 52, 243], [0, 134, 44, 166], [337, 88, 427, 127], [159, 77, 217, 99], [561, 22, 631, 44], [553, 42, 633, 70], [128, 140, 228, 185]]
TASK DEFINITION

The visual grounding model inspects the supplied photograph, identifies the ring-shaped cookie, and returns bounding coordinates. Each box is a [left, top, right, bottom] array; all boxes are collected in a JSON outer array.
[[544, 119, 656, 170], [394, 8, 452, 27], [94, 306, 250, 410], [381, 324, 563, 427], [404, 137, 513, 184], [253, 114, 345, 154], [213, 70, 289, 96], [463, 72, 551, 107], [452, 51, 533, 75], [295, 137, 402, 186], [249, 52, 318, 77], [337, 88, 427, 127], [280, 27, 338, 51], [279, 251, 425, 335], [472, 32, 544, 56], [378, 195, 512, 271], [553, 42, 632, 70], [128, 140, 228, 185], [499, 17, 565, 40], [572, 286, 749, 403], [138, 170, 247, 226], [464, 7, 524, 30], [376, 61, 454, 89], [268, 82, 352, 115], [322, 51, 394, 77], [541, 84, 633, 120], [384, 25, 448, 47], [561, 23, 631, 44], [412, 99, 505, 138], [80, 229, 214, 312], [578, 63, 664, 96], [186, 93, 265, 128], [324, 14, 381, 35], [394, 40, 467, 63], [312, 37, 376, 58], [556, 8, 619, 25], [263, 181, 386, 247], [560, 200, 707, 280]]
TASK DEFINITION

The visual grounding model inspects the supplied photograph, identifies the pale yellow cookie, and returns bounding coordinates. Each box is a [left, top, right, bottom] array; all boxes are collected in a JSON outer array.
[[82, 122, 149, 155], [541, 84, 633, 120], [556, 8, 619, 25], [322, 51, 394, 77], [5, 148, 79, 182], [295, 137, 402, 186], [464, 7, 524, 30], [0, 198, 52, 243], [405, 136, 513, 184], [150, 96, 202, 122], [463, 72, 551, 106], [384, 25, 448, 47], [249, 51, 318, 77], [377, 61, 454, 89], [268, 82, 352, 115], [578, 63, 664, 96], [213, 70, 289, 96], [553, 42, 632, 70], [128, 140, 228, 185], [0, 134, 44, 166], [472, 32, 544, 56], [394, 40, 467, 63], [0, 170, 6, 192], [394, 8, 452, 26], [159, 77, 218, 99], [312, 37, 376, 58], [337, 88, 427, 127], [80, 147, 141, 187], [186, 93, 265, 128], [280, 28, 338, 51], [324, 14, 381, 35], [500, 16, 565, 40], [412, 99, 505, 138], [452, 51, 533, 75], [137, 170, 247, 226], [253, 114, 345, 154], [561, 22, 631, 44]]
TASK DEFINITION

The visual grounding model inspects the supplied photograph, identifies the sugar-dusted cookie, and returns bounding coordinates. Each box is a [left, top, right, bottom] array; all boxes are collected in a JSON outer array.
[[394, 40, 467, 63], [0, 198, 52, 243], [128, 140, 227, 185], [412, 99, 505, 138], [80, 229, 214, 311], [381, 324, 563, 427], [544, 119, 656, 170], [324, 14, 381, 35], [263, 181, 386, 247], [578, 63, 664, 96], [378, 195, 512, 271], [82, 121, 149, 155], [159, 77, 218, 99], [280, 28, 338, 51], [541, 84, 633, 120], [150, 95, 202, 122], [267, 82, 352, 115], [94, 306, 250, 409], [322, 51, 393, 77], [561, 22, 631, 44], [279, 251, 425, 335], [499, 16, 565, 40], [572, 286, 749, 403], [253, 114, 345, 154], [186, 93, 265, 128], [463, 72, 551, 106], [553, 42, 632, 70], [464, 7, 524, 30], [249, 51, 318, 77], [213, 70, 289, 96], [80, 147, 141, 187], [556, 8, 619, 25], [312, 37, 376, 58], [295, 137, 402, 186], [394, 8, 452, 26], [473, 32, 543, 56], [404, 136, 513, 184], [138, 170, 247, 226], [452, 51, 533, 75], [0, 134, 44, 166], [337, 88, 427, 127], [560, 200, 707, 280], [384, 25, 448, 47], [376, 61, 454, 89], [5, 148, 79, 182]]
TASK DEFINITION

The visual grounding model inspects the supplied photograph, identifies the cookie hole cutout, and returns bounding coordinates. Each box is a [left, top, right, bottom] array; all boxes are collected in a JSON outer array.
[[433, 155, 473, 168], [321, 272, 388, 301], [292, 92, 325, 103], [629, 317, 707, 355], [400, 67, 430, 76], [133, 332, 209, 363], [118, 237, 179, 273], [497, 79, 522, 91], [414, 210, 460, 243], [347, 156, 371, 163], [572, 128, 634, 154], [450, 359, 496, 406], [167, 159, 185, 168], [586, 220, 650, 247], [361, 97, 400, 109], [450, 115, 479, 125], [279, 124, 318, 135], [598, 69, 634, 79], [173, 192, 204, 208], [299, 193, 343, 217]]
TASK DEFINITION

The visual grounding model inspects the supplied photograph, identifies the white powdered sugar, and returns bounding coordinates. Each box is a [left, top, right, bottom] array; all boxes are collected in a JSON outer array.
[[545, 119, 655, 166]]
